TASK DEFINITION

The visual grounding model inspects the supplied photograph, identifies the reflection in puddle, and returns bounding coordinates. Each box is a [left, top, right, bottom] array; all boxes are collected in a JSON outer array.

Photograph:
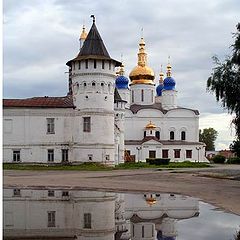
[[3, 188, 240, 240]]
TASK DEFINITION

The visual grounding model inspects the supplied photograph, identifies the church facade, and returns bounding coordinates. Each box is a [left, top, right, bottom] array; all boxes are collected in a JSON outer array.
[[3, 18, 207, 164]]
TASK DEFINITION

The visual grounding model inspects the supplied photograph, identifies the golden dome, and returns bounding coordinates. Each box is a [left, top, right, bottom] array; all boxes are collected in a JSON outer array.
[[129, 37, 155, 85], [80, 25, 88, 40], [145, 121, 156, 129], [146, 197, 157, 206]]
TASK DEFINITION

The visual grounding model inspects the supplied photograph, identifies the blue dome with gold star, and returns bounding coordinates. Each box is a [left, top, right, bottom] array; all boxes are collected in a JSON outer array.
[[163, 77, 175, 90], [116, 75, 129, 89], [163, 63, 176, 90], [115, 64, 129, 89]]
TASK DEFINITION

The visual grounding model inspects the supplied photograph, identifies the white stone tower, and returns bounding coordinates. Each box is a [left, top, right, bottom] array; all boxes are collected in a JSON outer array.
[[129, 38, 155, 105], [66, 16, 121, 165]]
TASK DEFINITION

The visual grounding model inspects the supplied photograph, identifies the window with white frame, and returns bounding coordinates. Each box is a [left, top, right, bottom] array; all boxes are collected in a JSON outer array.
[[181, 131, 186, 140], [170, 131, 175, 140], [83, 117, 91, 132], [13, 150, 21, 162], [47, 118, 55, 134], [47, 211, 56, 227], [84, 213, 91, 229], [47, 149, 54, 162]]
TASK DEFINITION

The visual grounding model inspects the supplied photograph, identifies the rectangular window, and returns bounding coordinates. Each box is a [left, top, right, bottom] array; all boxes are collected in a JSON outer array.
[[13, 189, 21, 196], [142, 225, 145, 238], [88, 154, 93, 161], [109, 60, 111, 70], [13, 150, 21, 162], [4, 119, 13, 133], [162, 149, 169, 158], [48, 190, 55, 197], [174, 149, 181, 158], [83, 117, 91, 132], [170, 131, 174, 140], [47, 211, 56, 227], [47, 149, 54, 162], [84, 213, 91, 229], [62, 191, 69, 197], [132, 91, 134, 103], [62, 149, 68, 162], [186, 150, 192, 158], [102, 60, 105, 69], [149, 150, 156, 159], [78, 61, 81, 69], [47, 118, 55, 134], [141, 89, 144, 102], [85, 59, 88, 69], [94, 59, 97, 69]]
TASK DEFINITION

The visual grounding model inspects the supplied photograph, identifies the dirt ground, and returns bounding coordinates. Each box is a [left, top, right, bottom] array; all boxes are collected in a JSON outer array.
[[3, 164, 240, 215]]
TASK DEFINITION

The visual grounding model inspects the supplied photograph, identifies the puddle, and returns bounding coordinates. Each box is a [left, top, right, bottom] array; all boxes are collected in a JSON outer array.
[[3, 188, 240, 240]]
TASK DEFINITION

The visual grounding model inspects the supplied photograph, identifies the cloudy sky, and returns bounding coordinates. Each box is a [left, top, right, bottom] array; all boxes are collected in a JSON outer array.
[[3, 0, 240, 150]]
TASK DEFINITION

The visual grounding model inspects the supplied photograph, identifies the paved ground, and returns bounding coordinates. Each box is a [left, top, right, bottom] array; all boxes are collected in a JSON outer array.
[[3, 164, 240, 215]]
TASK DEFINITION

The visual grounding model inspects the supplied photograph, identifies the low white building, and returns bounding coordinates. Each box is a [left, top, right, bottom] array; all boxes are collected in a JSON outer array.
[[3, 17, 207, 164]]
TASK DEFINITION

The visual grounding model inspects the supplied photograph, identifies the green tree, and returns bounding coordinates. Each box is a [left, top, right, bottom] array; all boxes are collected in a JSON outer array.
[[230, 140, 240, 157], [199, 128, 218, 151], [207, 23, 240, 140]]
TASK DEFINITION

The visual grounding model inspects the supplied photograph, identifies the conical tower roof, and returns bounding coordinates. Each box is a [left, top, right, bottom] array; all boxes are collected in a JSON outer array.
[[67, 18, 121, 67]]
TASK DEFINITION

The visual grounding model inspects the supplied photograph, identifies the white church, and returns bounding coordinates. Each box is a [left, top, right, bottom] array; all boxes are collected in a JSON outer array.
[[3, 17, 207, 165]]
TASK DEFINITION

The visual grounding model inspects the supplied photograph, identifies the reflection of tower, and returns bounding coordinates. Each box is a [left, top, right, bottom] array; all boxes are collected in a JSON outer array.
[[115, 193, 130, 240], [3, 189, 117, 240]]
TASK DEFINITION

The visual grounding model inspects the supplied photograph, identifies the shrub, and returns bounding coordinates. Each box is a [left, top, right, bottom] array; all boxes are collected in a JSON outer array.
[[146, 158, 170, 165], [212, 155, 226, 164], [227, 157, 240, 164]]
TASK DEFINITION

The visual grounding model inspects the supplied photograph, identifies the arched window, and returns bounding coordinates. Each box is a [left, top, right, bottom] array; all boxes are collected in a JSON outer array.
[[94, 59, 97, 69], [78, 61, 81, 69], [156, 131, 160, 140], [109, 60, 111, 70], [85, 59, 88, 69], [150, 130, 152, 134], [181, 131, 186, 140], [144, 131, 146, 138], [170, 131, 174, 140], [102, 60, 105, 69], [92, 82, 96, 87], [83, 82, 87, 87], [101, 82, 104, 87], [141, 89, 144, 102]]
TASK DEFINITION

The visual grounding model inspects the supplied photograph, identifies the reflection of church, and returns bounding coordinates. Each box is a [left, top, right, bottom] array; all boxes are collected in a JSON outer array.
[[3, 188, 199, 239], [3, 16, 207, 165]]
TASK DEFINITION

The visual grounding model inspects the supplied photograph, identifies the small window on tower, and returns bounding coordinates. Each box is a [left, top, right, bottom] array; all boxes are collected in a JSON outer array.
[[109, 60, 111, 70], [78, 61, 81, 69], [85, 59, 88, 69], [94, 59, 97, 69], [141, 89, 144, 102], [102, 60, 105, 69], [83, 117, 91, 132]]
